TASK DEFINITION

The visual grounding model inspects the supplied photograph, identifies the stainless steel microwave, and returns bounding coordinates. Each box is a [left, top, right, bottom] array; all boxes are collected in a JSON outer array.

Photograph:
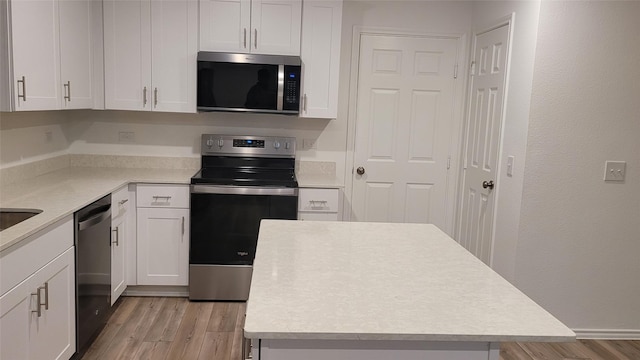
[[197, 52, 301, 115]]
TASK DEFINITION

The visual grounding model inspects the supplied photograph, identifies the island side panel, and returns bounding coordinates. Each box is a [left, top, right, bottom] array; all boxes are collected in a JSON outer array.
[[259, 339, 500, 360]]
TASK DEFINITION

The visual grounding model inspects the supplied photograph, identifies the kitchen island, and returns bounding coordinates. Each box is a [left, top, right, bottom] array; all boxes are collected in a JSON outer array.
[[244, 220, 575, 360]]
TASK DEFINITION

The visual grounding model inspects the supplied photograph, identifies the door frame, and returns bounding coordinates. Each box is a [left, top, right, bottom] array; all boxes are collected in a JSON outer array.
[[454, 14, 515, 266], [343, 26, 468, 235]]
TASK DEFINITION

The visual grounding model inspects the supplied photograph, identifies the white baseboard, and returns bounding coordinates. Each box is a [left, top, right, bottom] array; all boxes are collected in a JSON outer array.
[[573, 328, 640, 340], [122, 285, 188, 297]]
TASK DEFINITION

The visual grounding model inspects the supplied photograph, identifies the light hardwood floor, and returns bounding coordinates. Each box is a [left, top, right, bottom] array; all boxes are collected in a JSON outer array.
[[82, 296, 640, 360]]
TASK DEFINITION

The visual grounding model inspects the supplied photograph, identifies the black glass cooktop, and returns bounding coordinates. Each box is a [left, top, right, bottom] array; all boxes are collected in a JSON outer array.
[[191, 167, 297, 187]]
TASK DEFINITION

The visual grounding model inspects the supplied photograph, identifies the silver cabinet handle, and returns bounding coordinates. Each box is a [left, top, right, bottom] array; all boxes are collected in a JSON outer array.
[[303, 94, 307, 112], [181, 216, 185, 237], [31, 283, 48, 317], [243, 28, 247, 49], [43, 282, 49, 310], [154, 87, 158, 107], [143, 86, 148, 106], [153, 195, 171, 201], [254, 29, 257, 49], [119, 198, 129, 206], [112, 227, 119, 246], [17, 76, 26, 101], [64, 81, 71, 101]]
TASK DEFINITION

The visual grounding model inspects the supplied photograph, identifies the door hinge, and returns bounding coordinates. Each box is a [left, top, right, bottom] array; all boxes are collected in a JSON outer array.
[[447, 156, 451, 170], [470, 61, 476, 76], [454, 64, 458, 79]]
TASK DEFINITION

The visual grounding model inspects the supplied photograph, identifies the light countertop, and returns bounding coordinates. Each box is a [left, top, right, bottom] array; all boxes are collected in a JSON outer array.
[[244, 220, 575, 342], [296, 173, 343, 189], [0, 167, 196, 252]]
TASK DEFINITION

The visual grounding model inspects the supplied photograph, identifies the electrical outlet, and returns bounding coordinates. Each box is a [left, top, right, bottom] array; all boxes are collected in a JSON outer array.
[[506, 156, 515, 177], [118, 131, 135, 143], [302, 138, 317, 150], [604, 161, 626, 181]]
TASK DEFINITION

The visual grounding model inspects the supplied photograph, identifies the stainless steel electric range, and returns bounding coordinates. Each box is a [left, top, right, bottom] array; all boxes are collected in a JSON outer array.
[[189, 134, 298, 301]]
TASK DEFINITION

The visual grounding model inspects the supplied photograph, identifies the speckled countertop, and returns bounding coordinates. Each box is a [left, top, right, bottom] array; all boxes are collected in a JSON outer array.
[[245, 220, 576, 342], [0, 167, 196, 252]]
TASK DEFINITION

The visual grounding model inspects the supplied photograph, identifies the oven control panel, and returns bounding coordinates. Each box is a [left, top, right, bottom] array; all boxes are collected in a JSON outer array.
[[202, 134, 296, 157]]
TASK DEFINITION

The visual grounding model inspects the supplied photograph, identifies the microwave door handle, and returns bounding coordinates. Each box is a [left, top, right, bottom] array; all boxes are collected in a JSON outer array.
[[276, 64, 284, 111]]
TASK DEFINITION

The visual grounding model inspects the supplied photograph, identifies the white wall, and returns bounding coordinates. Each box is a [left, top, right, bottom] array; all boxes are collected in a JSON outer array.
[[516, 1, 640, 333], [0, 111, 75, 167], [469, 1, 541, 282]]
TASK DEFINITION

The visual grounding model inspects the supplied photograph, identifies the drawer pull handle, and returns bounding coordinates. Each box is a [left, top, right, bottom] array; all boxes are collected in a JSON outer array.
[[153, 195, 172, 201], [119, 199, 129, 206]]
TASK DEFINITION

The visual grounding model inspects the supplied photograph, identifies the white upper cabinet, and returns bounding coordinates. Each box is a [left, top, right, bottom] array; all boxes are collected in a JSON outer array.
[[7, 0, 60, 111], [1, 0, 94, 111], [104, 0, 197, 113], [59, 0, 94, 109], [199, 0, 251, 53], [300, 0, 342, 119], [199, 0, 301, 55]]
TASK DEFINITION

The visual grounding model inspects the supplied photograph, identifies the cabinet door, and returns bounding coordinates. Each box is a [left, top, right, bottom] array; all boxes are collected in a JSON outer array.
[[137, 208, 189, 286], [10, 0, 61, 110], [0, 248, 76, 360], [104, 0, 152, 111], [58, 0, 94, 109], [199, 0, 251, 53], [111, 214, 127, 305], [250, 0, 301, 55], [300, 0, 342, 119], [0, 277, 31, 360], [29, 248, 76, 360], [150, 0, 197, 113]]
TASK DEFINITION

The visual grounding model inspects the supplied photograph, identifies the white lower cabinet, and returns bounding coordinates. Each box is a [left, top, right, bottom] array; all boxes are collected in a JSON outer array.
[[136, 184, 190, 286], [298, 188, 341, 221], [0, 247, 76, 360], [111, 185, 130, 304]]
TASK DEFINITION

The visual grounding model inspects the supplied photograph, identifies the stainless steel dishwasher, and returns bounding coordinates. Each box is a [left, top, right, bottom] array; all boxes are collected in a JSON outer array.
[[74, 194, 111, 358]]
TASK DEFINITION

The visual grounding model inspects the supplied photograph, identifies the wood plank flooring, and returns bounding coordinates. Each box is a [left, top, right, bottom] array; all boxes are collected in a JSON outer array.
[[82, 296, 640, 360]]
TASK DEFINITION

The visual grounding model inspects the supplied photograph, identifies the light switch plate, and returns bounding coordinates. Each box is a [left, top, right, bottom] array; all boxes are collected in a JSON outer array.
[[506, 156, 515, 177], [604, 161, 626, 181]]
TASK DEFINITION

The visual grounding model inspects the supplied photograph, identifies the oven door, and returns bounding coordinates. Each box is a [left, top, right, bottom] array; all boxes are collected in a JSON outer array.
[[189, 185, 298, 266]]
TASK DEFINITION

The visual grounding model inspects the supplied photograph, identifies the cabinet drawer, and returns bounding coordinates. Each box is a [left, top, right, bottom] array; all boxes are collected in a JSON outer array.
[[112, 184, 130, 218], [298, 188, 339, 213], [136, 184, 189, 208], [1, 216, 73, 295], [298, 212, 339, 221]]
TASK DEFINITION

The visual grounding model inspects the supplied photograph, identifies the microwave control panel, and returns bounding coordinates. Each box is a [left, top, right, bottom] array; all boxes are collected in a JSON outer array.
[[283, 66, 301, 111]]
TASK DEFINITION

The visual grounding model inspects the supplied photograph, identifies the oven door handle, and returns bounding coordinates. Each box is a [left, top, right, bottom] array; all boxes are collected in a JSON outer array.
[[191, 185, 298, 196]]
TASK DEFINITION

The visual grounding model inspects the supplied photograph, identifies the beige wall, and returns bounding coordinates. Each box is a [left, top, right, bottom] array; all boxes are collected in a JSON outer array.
[[517, 1, 640, 333]]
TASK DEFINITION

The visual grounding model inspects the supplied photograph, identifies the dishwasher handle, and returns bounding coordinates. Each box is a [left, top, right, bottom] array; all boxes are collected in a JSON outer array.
[[78, 204, 111, 231]]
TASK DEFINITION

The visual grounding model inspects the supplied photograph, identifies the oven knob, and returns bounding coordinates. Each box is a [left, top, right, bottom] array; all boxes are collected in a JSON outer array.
[[273, 141, 281, 149], [285, 142, 290, 150], [206, 138, 214, 148], [217, 139, 224, 148]]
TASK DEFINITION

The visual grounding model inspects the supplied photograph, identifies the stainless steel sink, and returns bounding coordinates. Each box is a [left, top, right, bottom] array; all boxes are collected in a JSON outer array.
[[0, 208, 43, 231]]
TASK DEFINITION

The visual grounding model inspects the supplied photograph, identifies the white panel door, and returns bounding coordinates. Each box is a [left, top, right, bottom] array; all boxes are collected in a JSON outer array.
[[104, 0, 152, 111], [10, 0, 61, 110], [199, 0, 251, 52], [251, 0, 301, 55], [351, 34, 458, 230], [299, 0, 342, 119], [151, 0, 198, 113], [137, 208, 189, 286], [58, 0, 93, 109], [458, 24, 510, 265]]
